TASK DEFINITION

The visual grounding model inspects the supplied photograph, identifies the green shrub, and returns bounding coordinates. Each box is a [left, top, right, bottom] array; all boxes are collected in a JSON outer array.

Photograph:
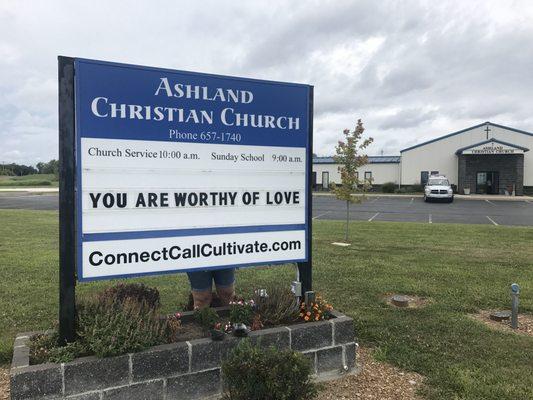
[[77, 297, 172, 358], [193, 307, 219, 330], [252, 286, 299, 327], [394, 187, 407, 194], [28, 284, 178, 363], [381, 182, 396, 193], [222, 340, 317, 400], [99, 282, 160, 309], [408, 184, 424, 193]]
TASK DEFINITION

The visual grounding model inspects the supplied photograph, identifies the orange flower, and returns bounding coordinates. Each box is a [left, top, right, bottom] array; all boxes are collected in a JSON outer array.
[[306, 311, 311, 316], [304, 316, 310, 321]]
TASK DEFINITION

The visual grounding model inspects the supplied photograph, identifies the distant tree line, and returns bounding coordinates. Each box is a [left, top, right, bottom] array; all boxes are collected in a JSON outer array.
[[1, 159, 58, 177]]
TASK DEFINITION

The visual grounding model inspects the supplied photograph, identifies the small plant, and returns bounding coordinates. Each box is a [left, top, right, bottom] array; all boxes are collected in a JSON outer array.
[[210, 321, 232, 341], [194, 307, 219, 330], [252, 286, 299, 327], [250, 315, 264, 331], [229, 299, 255, 326], [222, 340, 317, 400], [381, 182, 396, 193], [99, 283, 160, 309], [299, 294, 333, 322], [165, 312, 183, 342]]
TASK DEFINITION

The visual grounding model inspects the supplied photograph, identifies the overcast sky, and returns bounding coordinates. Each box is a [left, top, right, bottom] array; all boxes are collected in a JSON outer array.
[[2, 0, 533, 164]]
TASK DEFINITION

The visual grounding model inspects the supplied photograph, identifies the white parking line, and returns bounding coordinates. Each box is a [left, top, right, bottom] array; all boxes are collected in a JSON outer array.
[[409, 197, 414, 205], [486, 216, 499, 226], [368, 212, 380, 222], [313, 211, 332, 220], [369, 197, 380, 203], [526, 200, 532, 204], [485, 199, 496, 206], [429, 214, 432, 224]]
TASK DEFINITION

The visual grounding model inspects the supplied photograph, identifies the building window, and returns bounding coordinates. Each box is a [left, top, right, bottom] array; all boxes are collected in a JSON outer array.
[[430, 171, 439, 176], [364, 171, 372, 182], [421, 171, 429, 185]]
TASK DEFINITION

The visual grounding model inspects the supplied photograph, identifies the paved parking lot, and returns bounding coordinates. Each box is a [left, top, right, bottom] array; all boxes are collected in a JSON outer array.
[[313, 194, 533, 227], [1, 193, 532, 227], [0, 193, 58, 210]]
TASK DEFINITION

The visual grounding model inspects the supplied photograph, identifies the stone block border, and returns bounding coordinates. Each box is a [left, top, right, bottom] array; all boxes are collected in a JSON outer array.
[[10, 310, 356, 400]]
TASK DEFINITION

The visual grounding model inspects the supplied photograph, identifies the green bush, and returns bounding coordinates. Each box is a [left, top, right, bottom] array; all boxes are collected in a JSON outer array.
[[29, 285, 178, 363], [77, 297, 172, 358], [222, 340, 317, 400], [252, 286, 299, 327], [408, 184, 424, 192], [99, 282, 160, 309], [194, 307, 220, 330], [381, 182, 396, 193]]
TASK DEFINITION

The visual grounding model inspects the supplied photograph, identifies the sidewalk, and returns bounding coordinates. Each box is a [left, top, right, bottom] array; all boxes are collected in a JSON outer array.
[[0, 187, 58, 193], [313, 191, 533, 202]]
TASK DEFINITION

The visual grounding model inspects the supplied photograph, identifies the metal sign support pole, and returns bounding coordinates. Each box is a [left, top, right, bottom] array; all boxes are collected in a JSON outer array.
[[58, 56, 77, 344], [297, 86, 314, 295], [511, 283, 520, 330]]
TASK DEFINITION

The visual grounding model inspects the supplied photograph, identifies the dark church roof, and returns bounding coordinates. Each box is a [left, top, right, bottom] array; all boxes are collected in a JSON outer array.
[[313, 156, 400, 164]]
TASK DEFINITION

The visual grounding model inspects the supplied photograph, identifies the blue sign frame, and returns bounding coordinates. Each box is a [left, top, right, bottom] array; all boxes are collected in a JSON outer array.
[[73, 58, 313, 281]]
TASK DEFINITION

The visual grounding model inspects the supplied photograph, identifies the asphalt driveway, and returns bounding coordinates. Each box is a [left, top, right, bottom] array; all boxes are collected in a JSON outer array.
[[312, 194, 533, 227]]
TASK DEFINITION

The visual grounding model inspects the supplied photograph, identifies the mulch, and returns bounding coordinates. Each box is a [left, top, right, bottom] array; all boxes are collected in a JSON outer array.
[[316, 347, 424, 400], [0, 368, 8, 400], [470, 310, 533, 336]]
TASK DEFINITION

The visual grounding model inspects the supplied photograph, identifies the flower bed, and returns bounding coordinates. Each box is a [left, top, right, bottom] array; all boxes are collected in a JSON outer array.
[[10, 308, 356, 400]]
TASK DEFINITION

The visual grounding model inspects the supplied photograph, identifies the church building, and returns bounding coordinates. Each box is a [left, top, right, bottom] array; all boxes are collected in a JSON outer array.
[[312, 122, 532, 195]]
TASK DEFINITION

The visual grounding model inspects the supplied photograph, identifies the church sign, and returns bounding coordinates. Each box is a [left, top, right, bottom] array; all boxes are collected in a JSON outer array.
[[70, 58, 312, 281], [462, 141, 525, 155]]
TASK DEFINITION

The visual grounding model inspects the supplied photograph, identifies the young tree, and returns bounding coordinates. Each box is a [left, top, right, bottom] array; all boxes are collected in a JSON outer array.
[[332, 119, 373, 242]]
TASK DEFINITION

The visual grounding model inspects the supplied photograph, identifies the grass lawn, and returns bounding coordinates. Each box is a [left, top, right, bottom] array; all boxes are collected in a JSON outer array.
[[0, 174, 58, 187], [0, 209, 532, 399]]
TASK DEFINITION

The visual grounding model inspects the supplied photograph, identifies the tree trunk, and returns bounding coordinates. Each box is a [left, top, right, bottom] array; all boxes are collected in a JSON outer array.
[[345, 200, 350, 242]]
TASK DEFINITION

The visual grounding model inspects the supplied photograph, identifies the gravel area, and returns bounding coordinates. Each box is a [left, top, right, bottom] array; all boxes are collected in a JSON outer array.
[[0, 368, 8, 400], [470, 311, 533, 336], [316, 347, 424, 400]]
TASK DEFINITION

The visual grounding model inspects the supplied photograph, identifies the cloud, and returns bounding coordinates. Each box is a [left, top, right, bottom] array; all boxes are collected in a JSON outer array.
[[1, 0, 533, 163]]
